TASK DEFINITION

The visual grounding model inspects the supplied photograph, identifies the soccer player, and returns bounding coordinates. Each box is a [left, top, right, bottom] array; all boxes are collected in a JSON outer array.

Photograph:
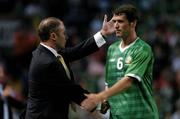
[[82, 4, 159, 119]]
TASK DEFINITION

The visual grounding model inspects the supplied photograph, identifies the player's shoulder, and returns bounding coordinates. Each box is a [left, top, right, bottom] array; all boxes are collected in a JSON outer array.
[[135, 38, 152, 52], [108, 40, 120, 50]]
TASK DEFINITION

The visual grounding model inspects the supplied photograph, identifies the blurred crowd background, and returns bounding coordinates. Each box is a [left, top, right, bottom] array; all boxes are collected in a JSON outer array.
[[0, 0, 179, 119]]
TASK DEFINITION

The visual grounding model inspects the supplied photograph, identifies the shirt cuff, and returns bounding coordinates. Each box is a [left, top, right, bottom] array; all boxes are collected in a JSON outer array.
[[93, 31, 106, 48], [125, 73, 142, 82]]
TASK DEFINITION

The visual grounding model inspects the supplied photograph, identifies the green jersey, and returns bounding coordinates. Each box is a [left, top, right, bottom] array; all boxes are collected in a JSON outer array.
[[106, 38, 159, 119]]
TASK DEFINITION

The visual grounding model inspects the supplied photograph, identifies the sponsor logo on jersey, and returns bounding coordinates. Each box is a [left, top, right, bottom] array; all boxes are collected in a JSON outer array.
[[109, 58, 116, 62]]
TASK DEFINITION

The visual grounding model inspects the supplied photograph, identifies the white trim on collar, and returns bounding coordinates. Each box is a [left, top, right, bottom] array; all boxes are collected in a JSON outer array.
[[119, 37, 139, 52]]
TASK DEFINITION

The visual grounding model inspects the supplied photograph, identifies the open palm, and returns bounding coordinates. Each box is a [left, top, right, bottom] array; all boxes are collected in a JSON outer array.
[[101, 15, 115, 36]]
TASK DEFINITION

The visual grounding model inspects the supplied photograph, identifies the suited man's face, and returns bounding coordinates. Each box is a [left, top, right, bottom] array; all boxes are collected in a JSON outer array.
[[55, 23, 67, 49]]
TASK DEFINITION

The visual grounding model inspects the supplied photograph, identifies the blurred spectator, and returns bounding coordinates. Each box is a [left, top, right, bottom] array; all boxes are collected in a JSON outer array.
[[13, 18, 38, 57], [171, 45, 180, 72], [0, 63, 25, 119], [154, 67, 174, 118], [173, 70, 180, 105], [171, 98, 180, 119]]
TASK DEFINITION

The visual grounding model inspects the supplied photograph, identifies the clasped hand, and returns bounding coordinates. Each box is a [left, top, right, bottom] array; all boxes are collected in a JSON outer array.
[[80, 93, 102, 112]]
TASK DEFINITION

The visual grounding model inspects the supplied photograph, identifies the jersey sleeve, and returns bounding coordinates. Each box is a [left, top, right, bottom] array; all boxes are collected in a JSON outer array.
[[125, 47, 152, 81]]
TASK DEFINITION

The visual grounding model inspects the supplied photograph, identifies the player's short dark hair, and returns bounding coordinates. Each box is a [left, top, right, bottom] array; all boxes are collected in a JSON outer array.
[[112, 4, 139, 22], [38, 17, 62, 41]]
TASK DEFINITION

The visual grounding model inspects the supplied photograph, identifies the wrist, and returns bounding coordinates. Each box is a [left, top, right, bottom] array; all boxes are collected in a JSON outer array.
[[99, 91, 108, 102], [100, 30, 107, 39]]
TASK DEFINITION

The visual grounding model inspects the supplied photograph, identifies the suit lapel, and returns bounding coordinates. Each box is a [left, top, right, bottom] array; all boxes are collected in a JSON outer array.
[[36, 45, 73, 80]]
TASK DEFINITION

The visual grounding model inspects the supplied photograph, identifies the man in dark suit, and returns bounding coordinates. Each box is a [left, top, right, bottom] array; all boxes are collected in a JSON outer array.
[[25, 16, 114, 119]]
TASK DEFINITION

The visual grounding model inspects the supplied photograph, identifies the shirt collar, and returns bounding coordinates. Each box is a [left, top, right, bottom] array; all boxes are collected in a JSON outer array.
[[119, 37, 139, 52], [40, 43, 59, 57]]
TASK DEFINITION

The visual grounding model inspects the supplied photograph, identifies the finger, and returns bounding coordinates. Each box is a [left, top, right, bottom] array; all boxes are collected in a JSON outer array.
[[103, 14, 107, 24], [109, 17, 113, 23], [84, 94, 89, 97], [109, 17, 113, 22], [80, 106, 85, 110], [85, 93, 94, 97]]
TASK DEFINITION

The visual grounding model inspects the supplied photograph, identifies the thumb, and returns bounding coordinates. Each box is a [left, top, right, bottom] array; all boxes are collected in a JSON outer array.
[[84, 93, 89, 97]]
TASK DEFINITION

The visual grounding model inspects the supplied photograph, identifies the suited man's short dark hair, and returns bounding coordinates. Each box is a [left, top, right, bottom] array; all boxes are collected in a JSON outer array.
[[38, 17, 62, 41]]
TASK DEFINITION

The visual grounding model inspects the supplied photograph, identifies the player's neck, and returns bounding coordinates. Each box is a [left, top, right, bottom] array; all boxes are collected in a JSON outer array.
[[121, 32, 137, 48]]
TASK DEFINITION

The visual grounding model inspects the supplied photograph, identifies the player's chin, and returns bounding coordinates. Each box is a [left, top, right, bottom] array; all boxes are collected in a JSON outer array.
[[115, 33, 122, 37]]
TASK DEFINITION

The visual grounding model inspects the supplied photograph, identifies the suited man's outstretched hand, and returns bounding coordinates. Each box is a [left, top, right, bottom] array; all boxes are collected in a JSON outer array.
[[100, 14, 115, 37], [80, 94, 99, 112], [80, 93, 104, 112]]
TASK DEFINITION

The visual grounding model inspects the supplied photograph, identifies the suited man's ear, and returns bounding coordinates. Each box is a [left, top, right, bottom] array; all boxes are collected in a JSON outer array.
[[50, 32, 57, 41]]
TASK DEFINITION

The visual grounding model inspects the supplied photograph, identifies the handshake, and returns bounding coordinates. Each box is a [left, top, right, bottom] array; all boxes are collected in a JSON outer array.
[[80, 93, 110, 114]]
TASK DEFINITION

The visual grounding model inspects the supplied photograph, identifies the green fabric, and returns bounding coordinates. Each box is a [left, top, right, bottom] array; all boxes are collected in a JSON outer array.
[[106, 38, 159, 119]]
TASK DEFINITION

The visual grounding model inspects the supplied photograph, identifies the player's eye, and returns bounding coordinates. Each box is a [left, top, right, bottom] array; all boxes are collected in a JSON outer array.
[[112, 20, 116, 23]]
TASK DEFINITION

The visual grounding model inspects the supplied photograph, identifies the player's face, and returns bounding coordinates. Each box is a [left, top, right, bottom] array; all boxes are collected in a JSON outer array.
[[112, 14, 132, 38], [55, 22, 67, 49]]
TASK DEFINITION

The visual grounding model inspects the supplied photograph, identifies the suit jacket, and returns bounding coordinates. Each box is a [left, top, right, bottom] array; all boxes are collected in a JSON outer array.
[[25, 37, 100, 119]]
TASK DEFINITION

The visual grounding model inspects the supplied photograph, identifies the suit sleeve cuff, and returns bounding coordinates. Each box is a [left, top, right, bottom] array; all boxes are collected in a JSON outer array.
[[93, 31, 106, 48]]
